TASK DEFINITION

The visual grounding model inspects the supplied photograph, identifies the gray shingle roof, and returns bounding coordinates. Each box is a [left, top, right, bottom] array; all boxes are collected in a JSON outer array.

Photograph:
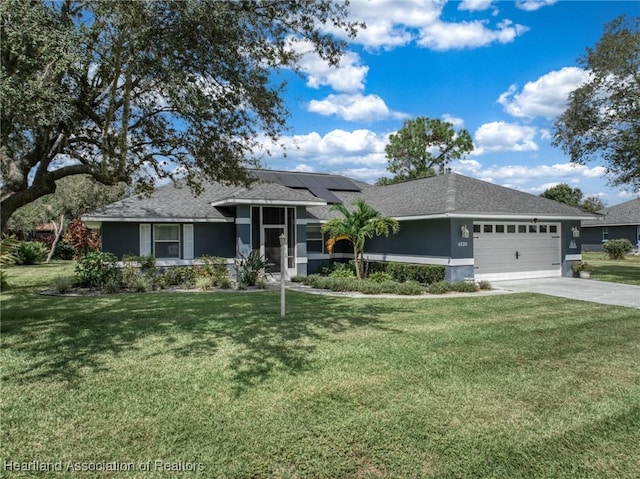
[[308, 173, 595, 221], [84, 171, 596, 222], [582, 198, 640, 226]]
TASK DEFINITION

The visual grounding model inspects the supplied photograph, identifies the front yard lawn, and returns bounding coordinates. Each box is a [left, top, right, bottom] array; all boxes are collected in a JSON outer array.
[[1, 264, 639, 478], [582, 252, 640, 286]]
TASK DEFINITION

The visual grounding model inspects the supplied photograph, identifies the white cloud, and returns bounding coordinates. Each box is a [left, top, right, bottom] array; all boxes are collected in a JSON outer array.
[[292, 164, 316, 173], [417, 18, 528, 50], [473, 122, 538, 154], [442, 114, 465, 128], [331, 0, 527, 51], [307, 93, 407, 122], [516, 0, 556, 12], [498, 67, 589, 119], [458, 0, 495, 11], [291, 39, 368, 93]]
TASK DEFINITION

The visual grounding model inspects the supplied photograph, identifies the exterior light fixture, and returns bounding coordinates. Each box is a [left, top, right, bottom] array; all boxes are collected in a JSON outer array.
[[460, 225, 470, 238]]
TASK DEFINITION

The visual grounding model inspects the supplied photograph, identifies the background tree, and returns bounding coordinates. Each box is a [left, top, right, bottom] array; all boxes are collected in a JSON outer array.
[[7, 175, 126, 261], [553, 15, 640, 190], [378, 117, 473, 185], [539, 183, 606, 212], [0, 0, 361, 230], [322, 199, 399, 280], [581, 195, 605, 213], [540, 183, 584, 207]]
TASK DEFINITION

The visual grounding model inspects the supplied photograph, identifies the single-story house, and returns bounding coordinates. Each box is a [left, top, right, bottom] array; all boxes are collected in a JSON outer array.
[[581, 198, 640, 252], [82, 170, 596, 282]]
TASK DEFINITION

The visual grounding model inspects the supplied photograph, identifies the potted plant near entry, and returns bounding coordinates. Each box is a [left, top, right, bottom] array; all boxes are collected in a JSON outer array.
[[571, 260, 593, 279]]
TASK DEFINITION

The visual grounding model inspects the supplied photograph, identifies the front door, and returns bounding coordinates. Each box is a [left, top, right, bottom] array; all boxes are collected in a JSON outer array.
[[264, 227, 284, 273]]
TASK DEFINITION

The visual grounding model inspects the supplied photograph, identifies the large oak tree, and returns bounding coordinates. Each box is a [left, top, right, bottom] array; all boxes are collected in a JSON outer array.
[[553, 16, 640, 190], [0, 0, 361, 230]]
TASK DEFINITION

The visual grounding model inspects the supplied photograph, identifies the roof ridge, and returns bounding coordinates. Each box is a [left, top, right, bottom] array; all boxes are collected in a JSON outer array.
[[445, 173, 456, 212]]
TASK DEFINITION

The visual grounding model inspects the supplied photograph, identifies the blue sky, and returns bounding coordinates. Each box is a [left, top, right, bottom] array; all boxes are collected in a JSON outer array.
[[257, 0, 639, 206]]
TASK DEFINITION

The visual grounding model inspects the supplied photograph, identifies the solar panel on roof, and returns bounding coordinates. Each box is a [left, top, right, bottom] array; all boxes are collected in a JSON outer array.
[[276, 173, 306, 188], [308, 186, 342, 204], [298, 175, 323, 188], [254, 171, 278, 182], [331, 177, 360, 191], [316, 176, 342, 189]]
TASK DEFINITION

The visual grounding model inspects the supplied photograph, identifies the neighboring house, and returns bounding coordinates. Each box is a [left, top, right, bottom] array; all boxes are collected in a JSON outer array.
[[581, 198, 640, 252], [82, 170, 595, 282]]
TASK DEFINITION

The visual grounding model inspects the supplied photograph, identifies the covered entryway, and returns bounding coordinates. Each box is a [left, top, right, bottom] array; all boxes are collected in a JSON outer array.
[[473, 222, 561, 281]]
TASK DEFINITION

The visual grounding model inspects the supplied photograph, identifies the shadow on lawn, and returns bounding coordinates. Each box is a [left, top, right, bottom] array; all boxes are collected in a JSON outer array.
[[1, 291, 406, 394]]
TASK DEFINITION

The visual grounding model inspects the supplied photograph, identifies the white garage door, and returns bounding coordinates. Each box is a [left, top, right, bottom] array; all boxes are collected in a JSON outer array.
[[474, 222, 561, 281]]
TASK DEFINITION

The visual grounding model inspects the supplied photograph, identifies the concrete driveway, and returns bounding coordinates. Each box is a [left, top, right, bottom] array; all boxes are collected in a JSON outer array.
[[493, 277, 640, 309]]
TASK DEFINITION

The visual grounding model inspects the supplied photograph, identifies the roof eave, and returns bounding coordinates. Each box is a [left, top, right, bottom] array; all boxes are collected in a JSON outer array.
[[81, 216, 234, 223], [210, 198, 327, 207]]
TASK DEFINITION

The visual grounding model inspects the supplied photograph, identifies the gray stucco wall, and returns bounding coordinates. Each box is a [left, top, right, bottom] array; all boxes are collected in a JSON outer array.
[[582, 225, 638, 252], [366, 218, 452, 257], [194, 223, 235, 258], [102, 223, 141, 259], [101, 222, 236, 260]]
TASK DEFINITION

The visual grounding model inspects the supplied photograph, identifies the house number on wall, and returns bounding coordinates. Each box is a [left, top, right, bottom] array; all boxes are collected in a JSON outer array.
[[457, 241, 468, 247]]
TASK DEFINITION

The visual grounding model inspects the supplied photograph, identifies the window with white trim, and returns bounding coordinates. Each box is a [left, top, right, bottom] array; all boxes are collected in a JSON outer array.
[[306, 224, 324, 253], [603, 227, 609, 241], [154, 224, 180, 258]]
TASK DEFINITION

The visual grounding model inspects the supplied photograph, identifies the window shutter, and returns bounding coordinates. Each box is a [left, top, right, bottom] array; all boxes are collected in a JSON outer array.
[[183, 224, 194, 260], [140, 224, 151, 256]]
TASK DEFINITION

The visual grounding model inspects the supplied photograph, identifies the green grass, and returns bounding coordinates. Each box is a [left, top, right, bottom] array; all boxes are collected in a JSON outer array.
[[2, 264, 639, 478], [582, 252, 640, 285]]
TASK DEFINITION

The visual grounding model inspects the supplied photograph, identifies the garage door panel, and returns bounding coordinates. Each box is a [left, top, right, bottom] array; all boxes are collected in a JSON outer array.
[[474, 223, 561, 280]]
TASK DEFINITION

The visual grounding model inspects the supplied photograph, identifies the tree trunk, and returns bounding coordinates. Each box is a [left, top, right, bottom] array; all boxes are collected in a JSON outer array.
[[46, 214, 65, 263], [353, 247, 362, 280]]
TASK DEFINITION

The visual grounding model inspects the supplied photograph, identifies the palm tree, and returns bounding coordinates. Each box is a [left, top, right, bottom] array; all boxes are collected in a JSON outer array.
[[321, 199, 399, 279]]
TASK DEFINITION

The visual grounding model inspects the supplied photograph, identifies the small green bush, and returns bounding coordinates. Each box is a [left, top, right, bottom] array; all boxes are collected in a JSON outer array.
[[101, 279, 121, 294], [235, 251, 270, 286], [602, 239, 633, 260], [450, 281, 479, 293], [478, 280, 492, 290], [328, 262, 356, 278], [75, 251, 120, 288], [53, 241, 75, 260], [164, 266, 195, 287], [368, 262, 445, 284], [14, 241, 49, 265], [368, 271, 393, 283], [290, 276, 305, 283], [428, 281, 450, 294], [51, 275, 73, 294], [195, 276, 214, 290], [194, 255, 229, 285], [218, 276, 233, 289]]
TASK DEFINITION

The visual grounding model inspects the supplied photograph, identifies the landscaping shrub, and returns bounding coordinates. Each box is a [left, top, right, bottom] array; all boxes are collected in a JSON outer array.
[[369, 271, 393, 283], [51, 275, 72, 294], [368, 262, 445, 284], [328, 262, 356, 278], [195, 276, 214, 290], [14, 241, 48, 265], [194, 255, 229, 286], [64, 219, 101, 257], [52, 240, 75, 260], [75, 251, 120, 288], [428, 281, 450, 294], [478, 280, 492, 290], [603, 239, 633, 260], [450, 281, 479, 293], [235, 251, 270, 287], [101, 279, 121, 294], [302, 275, 425, 295], [0, 237, 19, 289], [163, 266, 196, 287]]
